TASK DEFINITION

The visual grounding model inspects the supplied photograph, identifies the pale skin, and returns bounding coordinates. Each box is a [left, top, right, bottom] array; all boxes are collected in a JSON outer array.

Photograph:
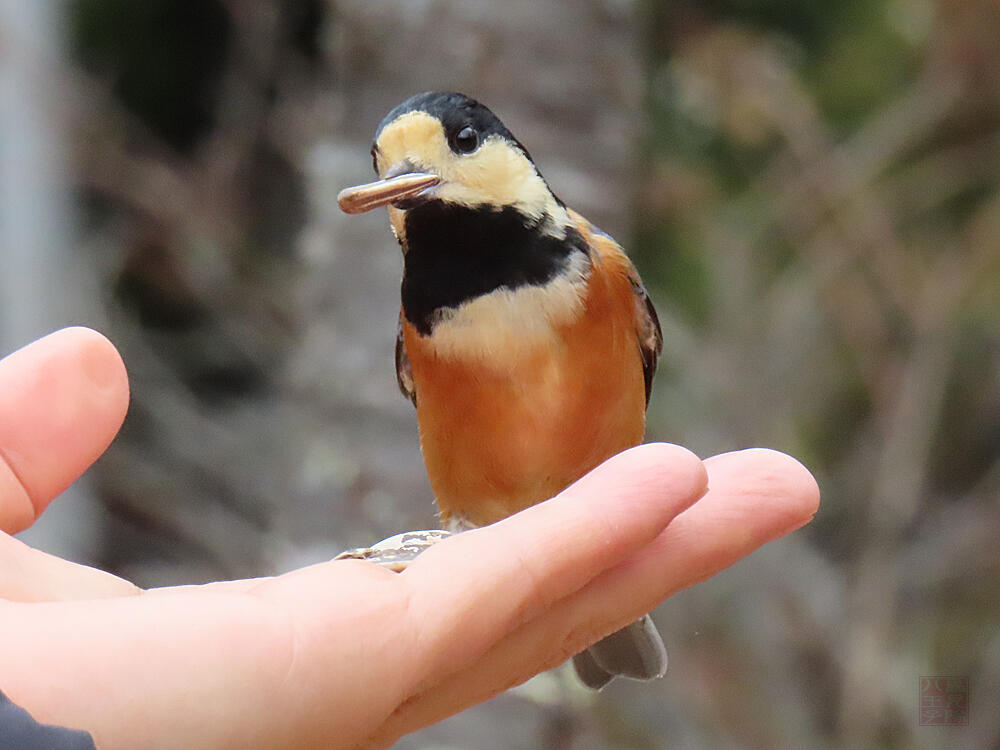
[[0, 327, 820, 750]]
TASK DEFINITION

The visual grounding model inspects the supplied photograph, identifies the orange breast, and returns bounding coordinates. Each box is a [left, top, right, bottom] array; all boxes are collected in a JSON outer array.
[[403, 245, 647, 528]]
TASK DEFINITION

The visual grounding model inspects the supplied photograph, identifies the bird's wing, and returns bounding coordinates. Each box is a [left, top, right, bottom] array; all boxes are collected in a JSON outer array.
[[395, 314, 417, 406], [569, 210, 663, 408], [629, 270, 663, 407]]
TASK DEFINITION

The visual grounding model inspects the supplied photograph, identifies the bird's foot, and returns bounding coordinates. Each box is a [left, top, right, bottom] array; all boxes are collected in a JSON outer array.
[[334, 529, 453, 572]]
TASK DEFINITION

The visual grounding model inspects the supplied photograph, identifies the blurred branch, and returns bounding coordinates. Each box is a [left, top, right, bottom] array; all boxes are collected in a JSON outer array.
[[765, 65, 963, 394], [657, 19, 999, 746]]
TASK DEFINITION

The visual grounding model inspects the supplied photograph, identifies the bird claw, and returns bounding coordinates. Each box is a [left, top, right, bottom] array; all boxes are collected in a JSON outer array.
[[334, 529, 453, 572]]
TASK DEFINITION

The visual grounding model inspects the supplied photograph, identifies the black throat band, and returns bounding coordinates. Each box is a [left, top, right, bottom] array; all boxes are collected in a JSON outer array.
[[400, 201, 587, 336]]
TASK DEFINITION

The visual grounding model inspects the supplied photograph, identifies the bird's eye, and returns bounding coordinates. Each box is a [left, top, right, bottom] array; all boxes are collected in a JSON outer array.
[[453, 125, 479, 154]]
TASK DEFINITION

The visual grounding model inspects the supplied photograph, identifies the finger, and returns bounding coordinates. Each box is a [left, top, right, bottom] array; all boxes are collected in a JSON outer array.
[[364, 449, 819, 747], [0, 327, 129, 533], [0, 533, 140, 601], [0, 328, 137, 600], [545, 448, 821, 643], [399, 443, 708, 684]]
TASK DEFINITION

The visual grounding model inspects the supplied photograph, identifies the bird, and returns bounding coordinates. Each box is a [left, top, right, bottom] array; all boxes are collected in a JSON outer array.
[[337, 91, 665, 690]]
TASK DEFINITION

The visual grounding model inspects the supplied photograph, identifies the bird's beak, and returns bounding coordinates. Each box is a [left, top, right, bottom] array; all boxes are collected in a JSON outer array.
[[337, 167, 441, 215]]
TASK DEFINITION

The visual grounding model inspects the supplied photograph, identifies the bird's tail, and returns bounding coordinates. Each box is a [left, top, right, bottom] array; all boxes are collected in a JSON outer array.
[[571, 614, 667, 690]]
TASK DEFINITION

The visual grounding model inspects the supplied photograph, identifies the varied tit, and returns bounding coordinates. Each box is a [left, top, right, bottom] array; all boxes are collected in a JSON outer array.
[[338, 91, 665, 690]]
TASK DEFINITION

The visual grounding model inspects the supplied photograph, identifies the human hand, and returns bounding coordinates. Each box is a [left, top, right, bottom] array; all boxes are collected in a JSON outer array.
[[0, 328, 819, 750]]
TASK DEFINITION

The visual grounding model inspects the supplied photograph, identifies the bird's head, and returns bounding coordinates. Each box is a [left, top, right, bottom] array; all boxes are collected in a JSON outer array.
[[338, 92, 593, 350], [338, 91, 570, 238]]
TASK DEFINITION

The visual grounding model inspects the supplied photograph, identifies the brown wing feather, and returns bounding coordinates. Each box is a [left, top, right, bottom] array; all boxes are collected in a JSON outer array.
[[395, 314, 417, 406], [630, 272, 663, 407]]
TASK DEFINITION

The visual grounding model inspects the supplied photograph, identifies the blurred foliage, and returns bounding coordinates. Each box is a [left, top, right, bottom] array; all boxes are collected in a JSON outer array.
[[20, 0, 998, 746], [633, 1, 1000, 746], [72, 0, 231, 151]]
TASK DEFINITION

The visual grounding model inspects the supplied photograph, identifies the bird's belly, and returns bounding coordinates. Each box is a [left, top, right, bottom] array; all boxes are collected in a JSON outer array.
[[411, 334, 646, 527]]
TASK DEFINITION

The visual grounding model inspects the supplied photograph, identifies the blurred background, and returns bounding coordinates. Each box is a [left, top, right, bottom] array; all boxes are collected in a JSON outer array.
[[1, 0, 998, 747]]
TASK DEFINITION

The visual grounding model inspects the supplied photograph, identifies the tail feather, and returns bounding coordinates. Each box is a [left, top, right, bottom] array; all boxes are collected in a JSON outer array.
[[572, 614, 666, 690], [572, 648, 616, 690]]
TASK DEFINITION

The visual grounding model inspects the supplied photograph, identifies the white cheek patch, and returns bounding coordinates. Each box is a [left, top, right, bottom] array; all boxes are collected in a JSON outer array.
[[436, 138, 570, 229], [376, 115, 570, 234], [426, 251, 591, 367]]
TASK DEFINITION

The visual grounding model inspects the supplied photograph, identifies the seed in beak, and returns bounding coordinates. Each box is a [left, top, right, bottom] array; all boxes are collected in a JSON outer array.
[[337, 172, 441, 214]]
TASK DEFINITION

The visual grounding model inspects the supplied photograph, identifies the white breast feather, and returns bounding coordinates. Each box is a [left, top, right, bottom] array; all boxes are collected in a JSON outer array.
[[426, 250, 591, 368]]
